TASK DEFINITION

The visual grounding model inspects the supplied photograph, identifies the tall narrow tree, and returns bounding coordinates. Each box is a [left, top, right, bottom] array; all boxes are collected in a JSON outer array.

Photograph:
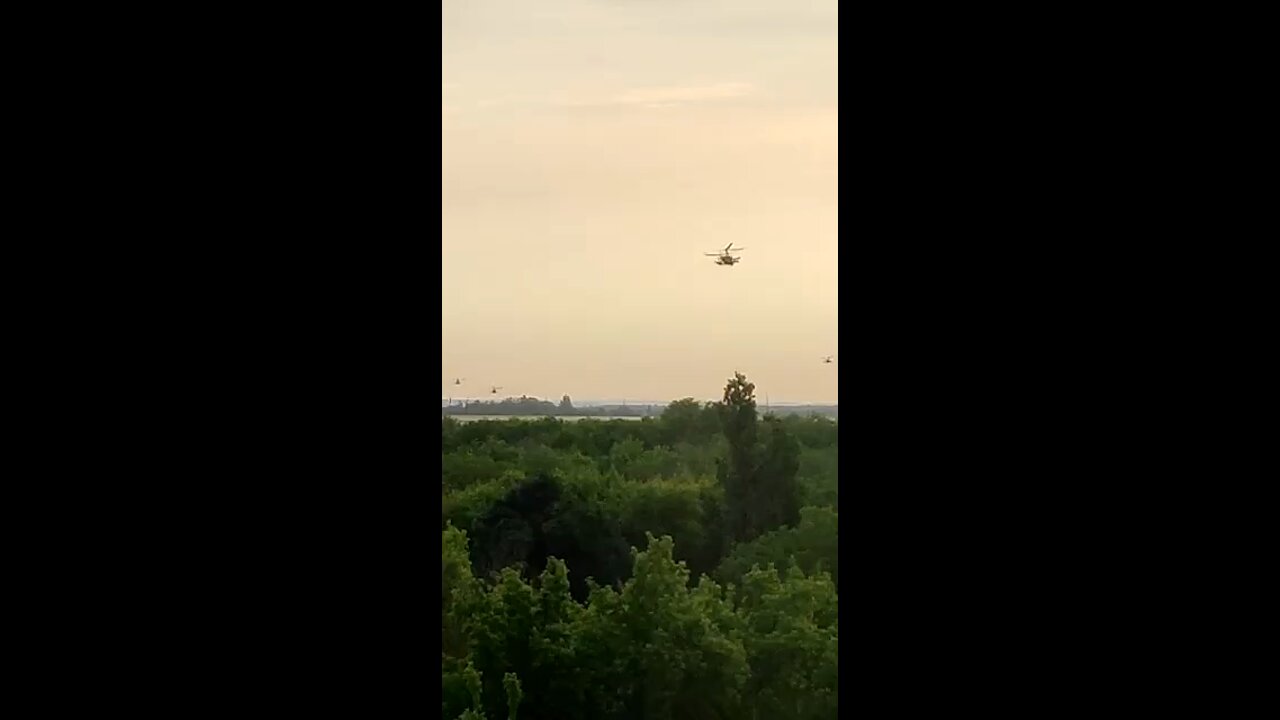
[[716, 373, 801, 544]]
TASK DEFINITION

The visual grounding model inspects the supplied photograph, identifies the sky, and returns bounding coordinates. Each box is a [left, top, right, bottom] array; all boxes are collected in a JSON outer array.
[[442, 0, 838, 404]]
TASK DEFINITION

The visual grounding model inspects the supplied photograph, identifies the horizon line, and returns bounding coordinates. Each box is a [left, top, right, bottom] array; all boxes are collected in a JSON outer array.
[[439, 397, 838, 406]]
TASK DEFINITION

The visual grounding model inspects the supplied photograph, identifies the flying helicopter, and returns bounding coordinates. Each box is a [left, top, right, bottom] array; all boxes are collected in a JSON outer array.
[[490, 385, 503, 394], [822, 356, 835, 364], [454, 377, 465, 385], [705, 243, 746, 266]]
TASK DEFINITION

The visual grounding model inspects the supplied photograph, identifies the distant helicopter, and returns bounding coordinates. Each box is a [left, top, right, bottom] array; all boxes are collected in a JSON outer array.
[[822, 356, 835, 364], [705, 243, 745, 266], [454, 377, 465, 385], [490, 385, 503, 394]]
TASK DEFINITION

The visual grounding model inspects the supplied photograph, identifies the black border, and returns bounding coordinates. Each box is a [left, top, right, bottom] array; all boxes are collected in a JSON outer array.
[[91, 3, 1177, 715]]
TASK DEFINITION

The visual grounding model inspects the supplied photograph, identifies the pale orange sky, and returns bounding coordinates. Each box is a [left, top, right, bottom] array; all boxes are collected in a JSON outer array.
[[443, 0, 838, 403]]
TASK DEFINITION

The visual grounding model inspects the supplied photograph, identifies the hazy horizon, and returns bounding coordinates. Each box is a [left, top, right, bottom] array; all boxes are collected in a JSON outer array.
[[441, 394, 838, 406], [443, 0, 838, 402]]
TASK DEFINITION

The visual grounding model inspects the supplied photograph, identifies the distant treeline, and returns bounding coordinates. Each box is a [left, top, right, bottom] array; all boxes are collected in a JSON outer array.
[[443, 396, 656, 417], [442, 395, 836, 419]]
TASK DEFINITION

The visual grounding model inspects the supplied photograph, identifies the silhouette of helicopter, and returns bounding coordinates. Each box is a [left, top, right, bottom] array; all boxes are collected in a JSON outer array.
[[454, 377, 465, 385], [822, 356, 835, 364], [490, 385, 503, 394], [705, 243, 745, 266]]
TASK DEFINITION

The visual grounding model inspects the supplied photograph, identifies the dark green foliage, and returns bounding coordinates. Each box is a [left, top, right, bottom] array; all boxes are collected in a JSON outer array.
[[443, 656, 486, 718], [618, 477, 720, 579], [443, 450, 519, 493], [442, 378, 836, 720], [778, 414, 839, 449], [469, 476, 562, 579], [572, 535, 749, 720], [444, 524, 476, 657], [717, 374, 803, 544], [736, 564, 839, 719], [469, 474, 631, 600], [757, 416, 802, 530], [503, 673, 523, 720], [442, 529, 837, 720], [797, 445, 838, 509], [659, 398, 722, 444], [717, 375, 758, 543], [541, 493, 631, 600], [444, 473, 526, 534], [717, 506, 839, 589]]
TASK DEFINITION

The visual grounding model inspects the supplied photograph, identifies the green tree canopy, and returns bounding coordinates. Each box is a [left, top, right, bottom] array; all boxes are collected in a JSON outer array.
[[717, 373, 802, 544]]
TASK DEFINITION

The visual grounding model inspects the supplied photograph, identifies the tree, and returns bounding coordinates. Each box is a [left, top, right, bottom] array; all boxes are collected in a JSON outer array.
[[469, 475, 562, 580], [444, 524, 479, 658], [442, 655, 486, 718], [756, 416, 801, 531], [660, 398, 719, 444], [716, 373, 801, 544], [468, 474, 630, 600], [571, 535, 749, 720], [717, 374, 759, 542], [735, 564, 839, 719], [440, 391, 838, 720], [718, 374, 759, 470], [716, 506, 839, 589], [442, 521, 838, 720], [503, 673, 523, 720], [619, 478, 712, 576]]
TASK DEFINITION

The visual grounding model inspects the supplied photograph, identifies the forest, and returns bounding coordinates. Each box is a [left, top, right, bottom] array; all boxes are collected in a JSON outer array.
[[442, 373, 839, 720]]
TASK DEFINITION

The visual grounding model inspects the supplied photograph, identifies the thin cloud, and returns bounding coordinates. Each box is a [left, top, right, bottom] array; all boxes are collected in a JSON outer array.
[[559, 82, 755, 109], [613, 82, 753, 105]]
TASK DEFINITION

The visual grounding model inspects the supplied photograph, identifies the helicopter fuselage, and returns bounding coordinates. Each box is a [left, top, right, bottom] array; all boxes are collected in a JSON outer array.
[[706, 244, 744, 265]]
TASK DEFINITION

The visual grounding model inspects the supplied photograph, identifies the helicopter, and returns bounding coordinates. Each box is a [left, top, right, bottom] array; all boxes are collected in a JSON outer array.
[[490, 385, 503, 394], [454, 377, 465, 385], [705, 243, 745, 266], [822, 356, 835, 364]]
